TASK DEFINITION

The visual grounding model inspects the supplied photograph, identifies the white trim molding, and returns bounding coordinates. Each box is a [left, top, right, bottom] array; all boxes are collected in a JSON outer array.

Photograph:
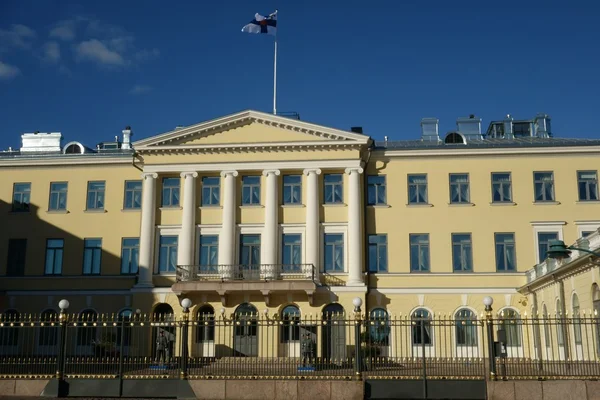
[[531, 222, 565, 264], [143, 159, 363, 174]]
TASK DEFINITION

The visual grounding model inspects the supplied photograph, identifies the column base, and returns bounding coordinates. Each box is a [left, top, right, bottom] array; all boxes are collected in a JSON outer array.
[[346, 280, 366, 287]]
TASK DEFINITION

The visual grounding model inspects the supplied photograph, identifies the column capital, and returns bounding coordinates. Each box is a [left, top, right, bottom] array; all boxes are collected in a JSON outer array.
[[262, 169, 281, 177], [220, 170, 239, 178], [180, 171, 199, 179], [345, 167, 364, 175], [141, 172, 158, 180], [303, 168, 322, 176]]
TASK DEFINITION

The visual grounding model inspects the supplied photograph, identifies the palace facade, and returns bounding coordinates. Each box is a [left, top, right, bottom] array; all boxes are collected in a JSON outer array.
[[1, 109, 599, 334]]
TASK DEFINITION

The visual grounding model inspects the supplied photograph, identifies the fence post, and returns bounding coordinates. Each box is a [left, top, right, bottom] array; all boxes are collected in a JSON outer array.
[[56, 299, 70, 396], [118, 314, 126, 396], [352, 297, 363, 377], [483, 296, 497, 380], [180, 298, 192, 380]]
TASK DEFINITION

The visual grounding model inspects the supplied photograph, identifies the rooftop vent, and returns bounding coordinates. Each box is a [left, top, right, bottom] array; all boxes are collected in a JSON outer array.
[[20, 132, 62, 153], [122, 126, 133, 150], [534, 113, 552, 138], [350, 126, 363, 134], [420, 118, 440, 142]]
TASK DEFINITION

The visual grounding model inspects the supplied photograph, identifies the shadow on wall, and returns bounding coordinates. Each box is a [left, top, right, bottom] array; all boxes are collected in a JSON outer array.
[[0, 198, 135, 313]]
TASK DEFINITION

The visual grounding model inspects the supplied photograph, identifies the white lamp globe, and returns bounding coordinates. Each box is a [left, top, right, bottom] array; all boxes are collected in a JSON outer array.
[[220, 308, 226, 315], [352, 297, 363, 309], [483, 296, 494, 307], [58, 299, 70, 311], [263, 309, 269, 315], [181, 298, 192, 310]]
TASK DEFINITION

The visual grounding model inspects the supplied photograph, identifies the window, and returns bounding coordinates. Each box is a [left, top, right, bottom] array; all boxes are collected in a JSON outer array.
[[412, 308, 432, 346], [1, 310, 19, 346], [452, 234, 473, 272], [556, 299, 565, 346], [513, 122, 531, 137], [449, 174, 470, 204], [583, 231, 595, 238], [282, 234, 302, 272], [49, 182, 68, 211], [573, 294, 582, 345], [199, 235, 219, 273], [491, 173, 512, 203], [283, 175, 302, 205], [158, 236, 178, 273], [196, 305, 215, 342], [408, 174, 428, 204], [495, 233, 516, 271], [121, 238, 139, 274], [324, 174, 343, 204], [538, 232, 558, 262], [38, 310, 58, 347], [367, 175, 386, 205], [240, 234, 261, 266], [534, 172, 555, 202], [455, 309, 478, 347], [202, 177, 220, 206], [498, 309, 522, 347], [368, 234, 387, 272], [161, 178, 180, 207], [324, 233, 344, 272], [369, 308, 390, 346], [44, 239, 63, 275], [86, 181, 105, 210], [242, 176, 261, 205], [542, 305, 551, 347], [82, 238, 102, 275], [6, 238, 26, 276], [578, 171, 599, 201], [280, 305, 300, 343], [410, 234, 430, 272], [76, 310, 98, 346], [12, 183, 31, 212], [124, 180, 142, 209]]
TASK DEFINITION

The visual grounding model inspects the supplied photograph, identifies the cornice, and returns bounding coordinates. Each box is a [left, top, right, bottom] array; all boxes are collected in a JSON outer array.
[[375, 145, 600, 158], [0, 156, 133, 168], [142, 159, 363, 173]]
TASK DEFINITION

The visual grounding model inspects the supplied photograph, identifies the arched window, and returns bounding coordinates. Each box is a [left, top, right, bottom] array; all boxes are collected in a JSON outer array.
[[196, 305, 215, 343], [498, 308, 522, 347], [556, 299, 564, 346], [1, 310, 19, 347], [369, 308, 390, 346], [117, 309, 132, 347], [234, 303, 258, 337], [76, 309, 98, 346], [593, 284, 600, 355], [445, 132, 465, 144], [280, 305, 300, 343], [542, 304, 551, 347], [412, 308, 432, 346], [38, 309, 59, 347], [455, 308, 477, 347], [572, 294, 582, 345]]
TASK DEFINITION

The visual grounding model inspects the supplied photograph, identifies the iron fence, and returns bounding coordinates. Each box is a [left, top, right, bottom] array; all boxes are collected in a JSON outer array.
[[1, 309, 599, 381]]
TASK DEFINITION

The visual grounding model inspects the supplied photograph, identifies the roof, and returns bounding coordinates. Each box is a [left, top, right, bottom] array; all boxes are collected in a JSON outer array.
[[375, 136, 600, 150]]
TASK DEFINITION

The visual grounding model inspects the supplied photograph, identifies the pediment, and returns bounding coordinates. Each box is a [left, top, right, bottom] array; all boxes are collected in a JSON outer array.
[[133, 110, 369, 151]]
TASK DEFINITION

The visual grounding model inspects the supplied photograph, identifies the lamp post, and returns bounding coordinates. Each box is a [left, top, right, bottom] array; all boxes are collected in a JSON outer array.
[[352, 297, 363, 377], [56, 299, 69, 394], [180, 298, 192, 380], [546, 239, 600, 260], [483, 296, 496, 380]]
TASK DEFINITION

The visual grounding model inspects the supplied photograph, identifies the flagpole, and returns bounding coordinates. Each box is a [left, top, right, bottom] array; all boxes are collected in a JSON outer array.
[[273, 21, 278, 115]]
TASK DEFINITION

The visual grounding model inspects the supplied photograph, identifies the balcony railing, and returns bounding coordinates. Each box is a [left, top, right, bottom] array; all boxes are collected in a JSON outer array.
[[176, 264, 316, 283]]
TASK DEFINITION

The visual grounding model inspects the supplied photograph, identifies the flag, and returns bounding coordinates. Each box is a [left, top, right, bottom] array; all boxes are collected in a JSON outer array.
[[241, 11, 277, 36]]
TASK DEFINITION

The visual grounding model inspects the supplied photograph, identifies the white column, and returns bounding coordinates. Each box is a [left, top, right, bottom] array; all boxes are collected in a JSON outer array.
[[178, 172, 198, 269], [136, 172, 158, 287], [262, 169, 280, 278], [346, 167, 364, 286], [303, 168, 321, 281], [219, 170, 238, 278]]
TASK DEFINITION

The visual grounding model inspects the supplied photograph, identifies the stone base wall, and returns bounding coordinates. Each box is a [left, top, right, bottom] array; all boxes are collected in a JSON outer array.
[[488, 380, 600, 400]]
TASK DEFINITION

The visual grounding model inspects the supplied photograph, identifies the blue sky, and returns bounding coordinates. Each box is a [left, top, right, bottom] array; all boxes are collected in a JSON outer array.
[[1, 0, 599, 149]]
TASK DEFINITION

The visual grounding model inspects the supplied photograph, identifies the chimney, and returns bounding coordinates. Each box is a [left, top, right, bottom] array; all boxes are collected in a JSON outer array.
[[122, 126, 133, 150], [535, 113, 551, 138], [503, 114, 514, 139], [20, 132, 62, 153], [350, 126, 363, 134], [420, 118, 440, 142], [456, 115, 482, 140]]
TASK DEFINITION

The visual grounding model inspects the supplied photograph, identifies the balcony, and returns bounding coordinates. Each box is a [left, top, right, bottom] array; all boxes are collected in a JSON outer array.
[[171, 264, 318, 306]]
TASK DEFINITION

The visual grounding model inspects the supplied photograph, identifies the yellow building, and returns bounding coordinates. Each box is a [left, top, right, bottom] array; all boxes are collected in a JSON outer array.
[[1, 110, 599, 358]]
